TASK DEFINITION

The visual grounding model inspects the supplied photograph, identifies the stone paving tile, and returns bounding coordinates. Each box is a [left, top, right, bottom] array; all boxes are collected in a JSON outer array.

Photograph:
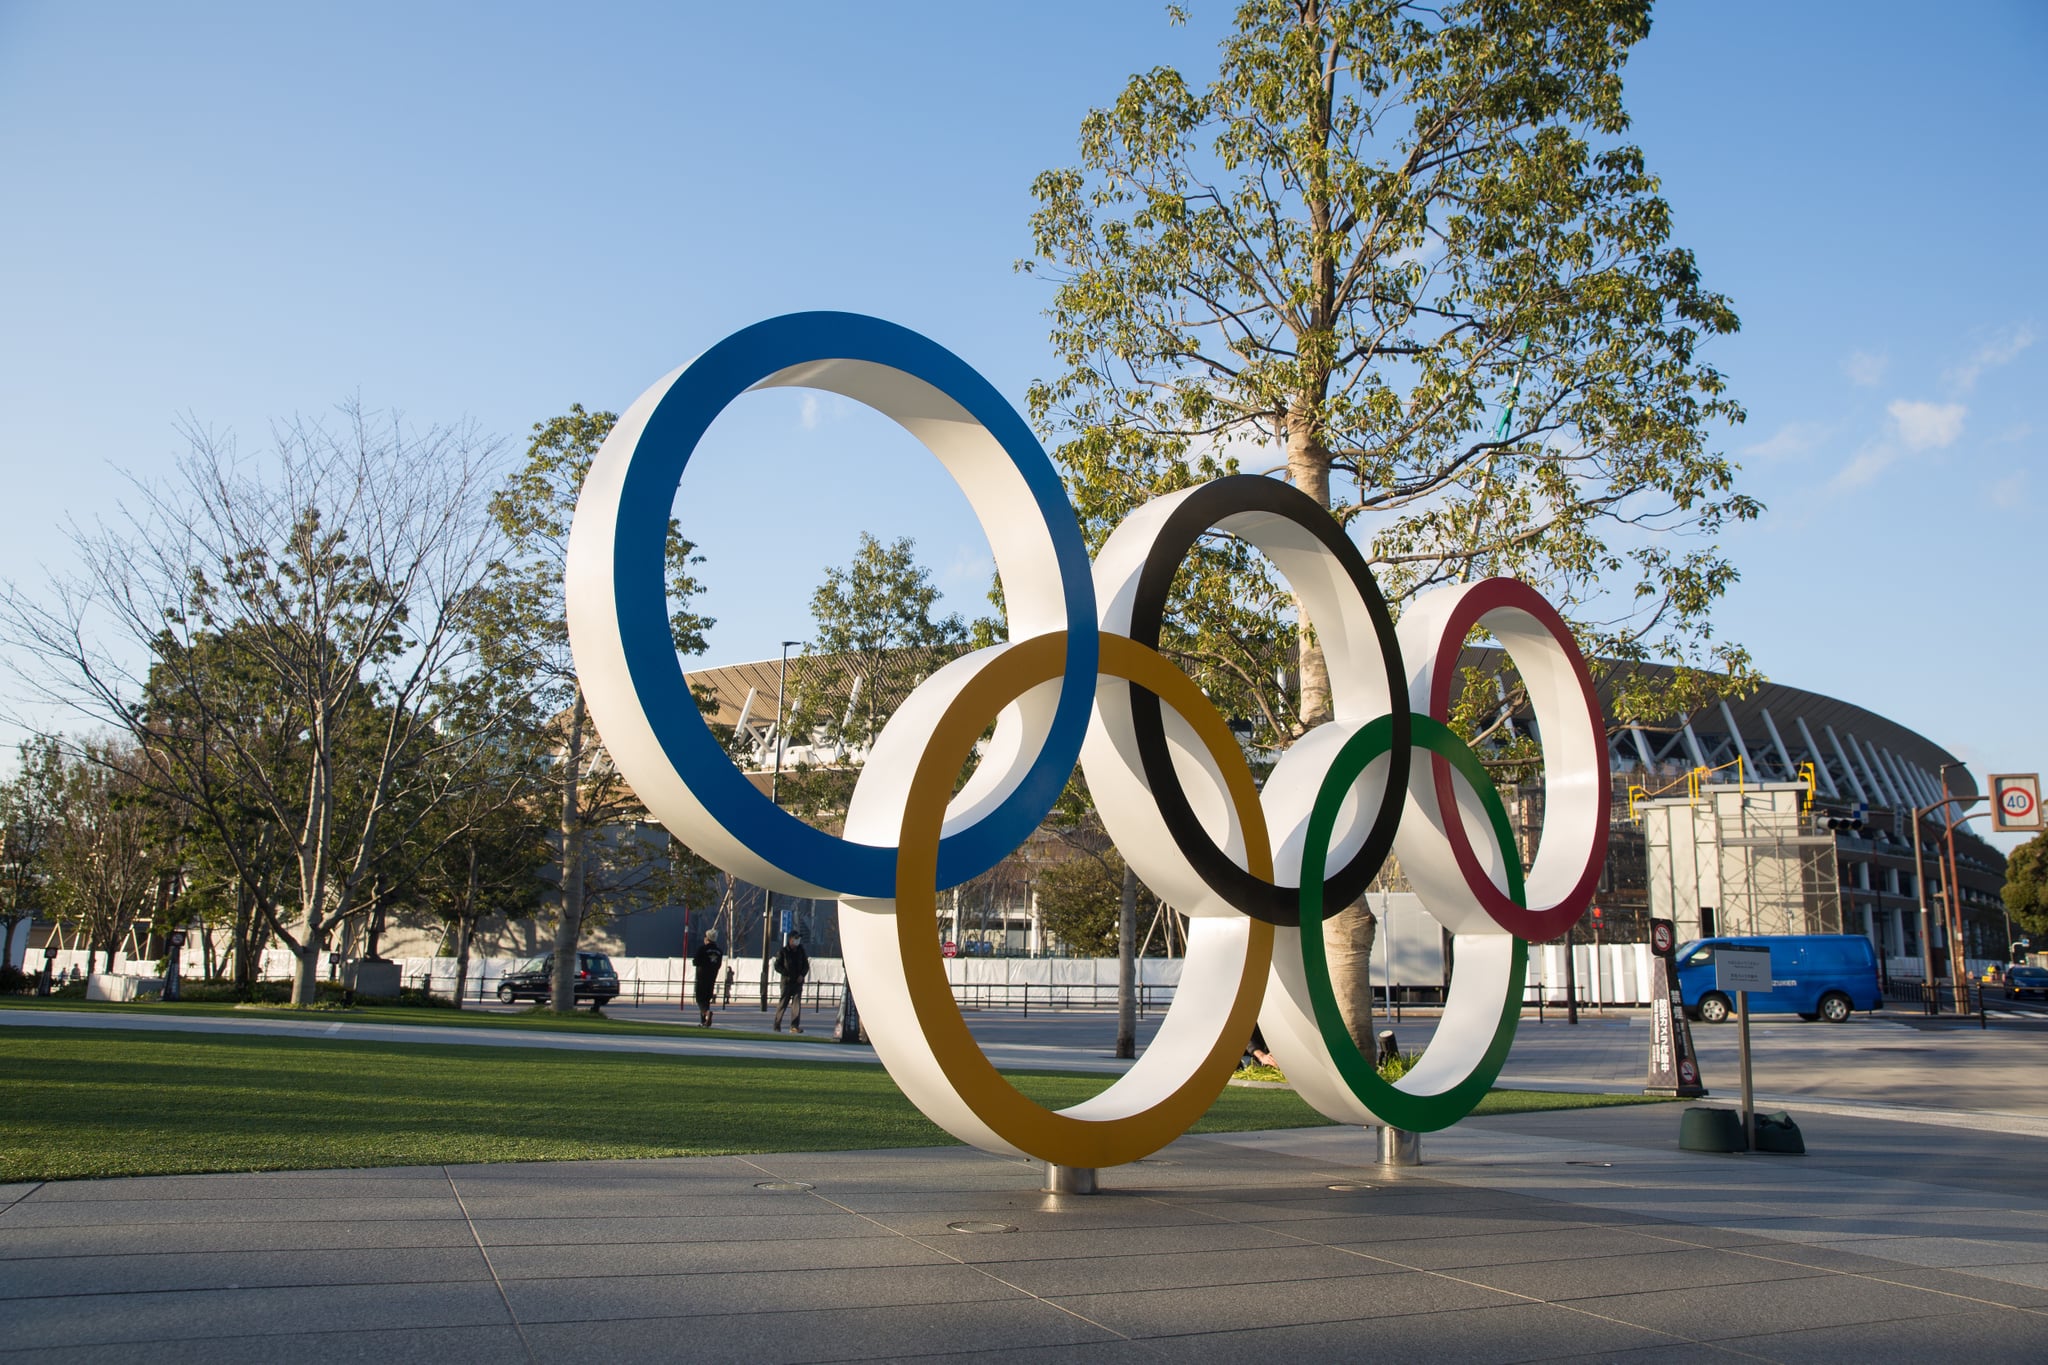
[[1132, 1300, 1675, 1363], [972, 1243, 1408, 1299], [450, 1190, 854, 1220], [1047, 1267, 1522, 1338], [1239, 1208, 1616, 1246], [0, 1244, 493, 1299], [1557, 1272, 1973, 1341], [0, 1193, 461, 1229], [0, 1217, 480, 1259], [484, 1233, 952, 1280], [1971, 1261, 2048, 1290], [1, 1323, 531, 1365], [1438, 1244, 1833, 1301], [468, 1211, 900, 1246], [1851, 1265, 2048, 1311], [852, 1200, 1247, 1239], [516, 1298, 1123, 1363], [881, 1343, 1154, 1365], [0, 1281, 512, 1352], [1519, 1341, 1761, 1364], [502, 1260, 1021, 1324], [22, 1173, 449, 1201], [913, 1219, 1305, 1265], [1345, 1224, 1687, 1272], [1726, 1307, 2048, 1363]]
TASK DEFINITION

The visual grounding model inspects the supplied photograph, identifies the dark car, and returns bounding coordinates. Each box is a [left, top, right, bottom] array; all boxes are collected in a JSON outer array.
[[2006, 966, 2048, 1001], [496, 953, 619, 1009]]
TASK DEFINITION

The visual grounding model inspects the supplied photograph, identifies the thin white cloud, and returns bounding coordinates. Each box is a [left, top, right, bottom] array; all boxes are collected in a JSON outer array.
[[1945, 324, 2035, 392], [1741, 421, 1830, 460], [1842, 350, 1888, 386], [1829, 443, 1898, 491], [1887, 399, 1966, 450], [799, 395, 821, 430], [940, 544, 993, 590], [1992, 471, 2027, 508]]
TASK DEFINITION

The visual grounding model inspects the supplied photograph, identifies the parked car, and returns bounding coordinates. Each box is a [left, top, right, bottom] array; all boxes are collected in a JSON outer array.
[[1675, 934, 1881, 1024], [496, 953, 619, 1009], [2006, 965, 2048, 1000]]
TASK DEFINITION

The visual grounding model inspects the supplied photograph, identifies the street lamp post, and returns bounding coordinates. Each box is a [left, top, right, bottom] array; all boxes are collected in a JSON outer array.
[[1939, 764, 1970, 990], [762, 640, 799, 1009]]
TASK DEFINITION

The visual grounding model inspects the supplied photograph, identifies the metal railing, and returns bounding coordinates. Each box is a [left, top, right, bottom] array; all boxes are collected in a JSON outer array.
[[1883, 978, 1988, 1026], [411, 970, 1179, 1018]]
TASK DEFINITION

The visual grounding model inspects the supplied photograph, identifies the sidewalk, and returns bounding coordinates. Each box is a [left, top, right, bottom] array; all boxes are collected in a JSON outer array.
[[4, 1103, 2046, 1362]]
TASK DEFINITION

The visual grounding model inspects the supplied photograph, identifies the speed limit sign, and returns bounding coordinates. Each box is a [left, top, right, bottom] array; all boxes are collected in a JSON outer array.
[[1991, 773, 2044, 834]]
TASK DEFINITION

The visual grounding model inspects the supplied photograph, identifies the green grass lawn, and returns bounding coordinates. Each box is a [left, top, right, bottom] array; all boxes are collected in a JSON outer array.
[[0, 996, 838, 1045], [0, 1026, 1669, 1182]]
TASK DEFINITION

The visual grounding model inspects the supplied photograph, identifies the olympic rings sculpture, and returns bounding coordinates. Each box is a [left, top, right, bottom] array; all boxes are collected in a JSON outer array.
[[566, 313, 1609, 1168]]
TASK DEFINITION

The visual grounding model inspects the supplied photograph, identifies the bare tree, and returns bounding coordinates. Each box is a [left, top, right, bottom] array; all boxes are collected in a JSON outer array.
[[44, 739, 160, 975], [1, 403, 504, 1005]]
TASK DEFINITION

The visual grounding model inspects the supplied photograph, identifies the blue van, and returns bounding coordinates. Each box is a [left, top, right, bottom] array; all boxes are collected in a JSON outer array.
[[1674, 934, 1881, 1024]]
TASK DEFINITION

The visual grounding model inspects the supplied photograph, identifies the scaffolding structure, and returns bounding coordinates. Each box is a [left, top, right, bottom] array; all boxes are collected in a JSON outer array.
[[1639, 779, 1843, 940]]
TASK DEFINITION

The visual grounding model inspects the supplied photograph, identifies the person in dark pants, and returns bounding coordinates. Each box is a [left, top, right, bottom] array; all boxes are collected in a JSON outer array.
[[771, 932, 810, 1033], [692, 930, 725, 1027]]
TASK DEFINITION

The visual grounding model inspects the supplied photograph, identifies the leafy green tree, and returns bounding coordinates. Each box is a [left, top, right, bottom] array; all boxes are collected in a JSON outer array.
[[1025, 0, 1758, 1036], [777, 535, 969, 829], [411, 695, 554, 1007], [477, 405, 712, 1013], [2005, 834, 2048, 940], [0, 735, 67, 969], [1028, 1, 1755, 734], [1034, 844, 1161, 958]]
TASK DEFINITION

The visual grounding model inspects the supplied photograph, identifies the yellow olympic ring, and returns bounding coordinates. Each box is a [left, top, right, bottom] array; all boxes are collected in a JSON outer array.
[[888, 633, 1272, 1168]]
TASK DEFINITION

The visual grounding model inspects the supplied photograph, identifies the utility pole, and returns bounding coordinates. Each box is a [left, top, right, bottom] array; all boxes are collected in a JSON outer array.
[[1910, 789, 1988, 1011]]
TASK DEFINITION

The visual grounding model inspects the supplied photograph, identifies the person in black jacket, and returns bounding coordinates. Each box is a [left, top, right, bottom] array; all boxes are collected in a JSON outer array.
[[771, 932, 810, 1033], [691, 930, 725, 1027]]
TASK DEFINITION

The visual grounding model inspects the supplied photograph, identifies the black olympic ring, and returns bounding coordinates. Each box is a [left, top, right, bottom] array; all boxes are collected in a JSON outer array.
[[1123, 475, 1413, 927]]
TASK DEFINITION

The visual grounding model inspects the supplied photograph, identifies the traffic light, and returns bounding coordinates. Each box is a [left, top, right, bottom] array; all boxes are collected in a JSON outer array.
[[1823, 802, 1867, 834]]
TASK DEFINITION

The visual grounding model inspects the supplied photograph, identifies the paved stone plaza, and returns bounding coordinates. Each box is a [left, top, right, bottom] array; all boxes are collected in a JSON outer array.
[[5, 1101, 2048, 1363]]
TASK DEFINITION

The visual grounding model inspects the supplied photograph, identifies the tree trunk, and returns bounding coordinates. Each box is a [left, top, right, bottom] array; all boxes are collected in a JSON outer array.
[[551, 692, 589, 1013], [364, 874, 387, 960], [293, 935, 321, 1007], [1115, 863, 1138, 1060], [453, 918, 475, 1012], [452, 849, 479, 1010], [1286, 419, 1335, 729], [1325, 900, 1378, 1054]]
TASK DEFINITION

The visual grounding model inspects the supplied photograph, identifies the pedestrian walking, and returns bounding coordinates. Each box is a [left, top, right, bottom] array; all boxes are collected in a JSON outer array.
[[772, 932, 810, 1033], [692, 930, 725, 1027]]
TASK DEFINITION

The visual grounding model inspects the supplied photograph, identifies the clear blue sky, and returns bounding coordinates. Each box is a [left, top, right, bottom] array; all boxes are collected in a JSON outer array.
[[1, 2, 2042, 847]]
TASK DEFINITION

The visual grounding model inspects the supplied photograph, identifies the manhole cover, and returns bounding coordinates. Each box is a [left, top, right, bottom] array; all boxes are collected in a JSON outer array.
[[1137, 1158, 1178, 1166], [753, 1180, 815, 1192], [1327, 1183, 1375, 1191], [1566, 1161, 1613, 1168], [947, 1220, 1017, 1234]]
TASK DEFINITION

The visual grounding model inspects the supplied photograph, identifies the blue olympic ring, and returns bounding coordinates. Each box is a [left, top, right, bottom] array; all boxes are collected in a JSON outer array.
[[601, 312, 1099, 896]]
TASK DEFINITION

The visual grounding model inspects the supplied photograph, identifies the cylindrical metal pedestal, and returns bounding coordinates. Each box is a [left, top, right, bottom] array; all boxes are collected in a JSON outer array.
[[1376, 1126, 1421, 1166], [1044, 1164, 1098, 1194]]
